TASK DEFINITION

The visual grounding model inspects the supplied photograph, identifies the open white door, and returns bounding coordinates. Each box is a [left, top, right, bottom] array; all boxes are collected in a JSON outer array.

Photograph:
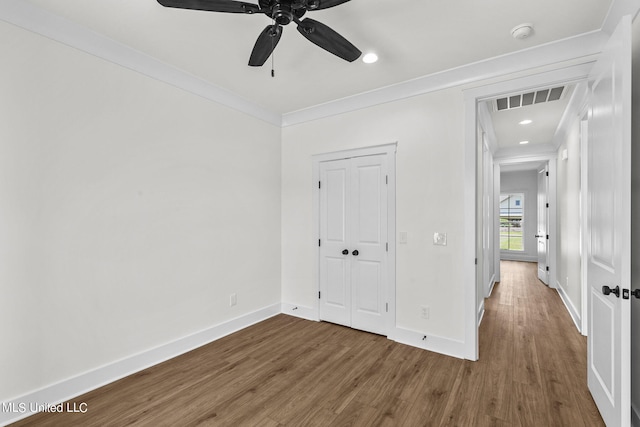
[[586, 15, 632, 427], [537, 164, 549, 285]]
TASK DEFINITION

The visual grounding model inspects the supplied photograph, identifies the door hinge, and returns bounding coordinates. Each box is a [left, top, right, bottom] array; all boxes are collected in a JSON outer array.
[[546, 266, 550, 272], [546, 235, 549, 240], [318, 239, 321, 247], [546, 171, 549, 177], [386, 242, 388, 252], [319, 181, 321, 189], [386, 302, 388, 312], [386, 175, 388, 185], [318, 291, 321, 299], [475, 258, 478, 265], [546, 203, 549, 208]]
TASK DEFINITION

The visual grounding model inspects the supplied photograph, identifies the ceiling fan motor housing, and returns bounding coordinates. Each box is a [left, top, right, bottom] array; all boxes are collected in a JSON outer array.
[[272, 1, 309, 25], [273, 3, 293, 25]]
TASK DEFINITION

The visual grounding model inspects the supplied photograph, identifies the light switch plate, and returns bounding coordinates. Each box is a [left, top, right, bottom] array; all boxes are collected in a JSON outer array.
[[433, 232, 447, 246]]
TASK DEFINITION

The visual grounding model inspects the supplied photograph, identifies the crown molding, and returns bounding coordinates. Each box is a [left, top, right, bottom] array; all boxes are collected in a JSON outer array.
[[0, 0, 282, 127], [282, 30, 608, 127], [2, 0, 634, 129]]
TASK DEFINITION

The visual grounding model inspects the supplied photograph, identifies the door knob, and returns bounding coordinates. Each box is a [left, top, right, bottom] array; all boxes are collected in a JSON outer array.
[[342, 249, 349, 255], [632, 289, 640, 299], [602, 285, 620, 298], [352, 250, 359, 256]]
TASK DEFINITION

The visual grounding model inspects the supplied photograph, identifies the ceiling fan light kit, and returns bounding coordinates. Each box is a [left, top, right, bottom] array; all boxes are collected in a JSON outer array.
[[157, 0, 362, 67]]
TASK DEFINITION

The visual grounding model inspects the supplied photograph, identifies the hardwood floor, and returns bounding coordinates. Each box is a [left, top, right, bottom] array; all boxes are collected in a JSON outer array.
[[12, 261, 603, 426]]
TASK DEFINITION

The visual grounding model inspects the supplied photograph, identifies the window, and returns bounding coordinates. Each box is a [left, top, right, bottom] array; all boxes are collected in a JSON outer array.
[[500, 193, 524, 251]]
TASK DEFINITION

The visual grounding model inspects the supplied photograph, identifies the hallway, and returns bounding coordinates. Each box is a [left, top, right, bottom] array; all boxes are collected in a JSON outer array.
[[480, 260, 603, 425]]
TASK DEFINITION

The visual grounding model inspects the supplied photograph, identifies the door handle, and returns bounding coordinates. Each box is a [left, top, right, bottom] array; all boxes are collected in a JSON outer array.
[[352, 250, 359, 256], [632, 289, 640, 299], [342, 249, 349, 255], [602, 285, 620, 298]]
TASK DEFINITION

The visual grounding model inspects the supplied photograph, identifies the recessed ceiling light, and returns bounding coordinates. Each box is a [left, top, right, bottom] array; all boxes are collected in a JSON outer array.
[[519, 140, 530, 145], [362, 53, 378, 64], [519, 119, 532, 125]]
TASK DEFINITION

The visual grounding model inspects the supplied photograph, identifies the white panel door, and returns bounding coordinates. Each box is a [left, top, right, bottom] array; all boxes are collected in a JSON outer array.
[[319, 154, 388, 336], [586, 16, 631, 427], [350, 155, 388, 335], [537, 165, 549, 285], [319, 159, 351, 326]]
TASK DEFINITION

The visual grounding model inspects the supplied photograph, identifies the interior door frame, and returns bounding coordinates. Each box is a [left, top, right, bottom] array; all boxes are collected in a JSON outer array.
[[463, 63, 593, 360], [496, 157, 557, 282], [537, 163, 550, 285], [580, 114, 590, 336], [312, 143, 397, 336]]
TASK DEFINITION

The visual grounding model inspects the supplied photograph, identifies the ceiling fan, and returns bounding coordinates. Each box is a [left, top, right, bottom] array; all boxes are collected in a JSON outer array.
[[157, 0, 362, 66]]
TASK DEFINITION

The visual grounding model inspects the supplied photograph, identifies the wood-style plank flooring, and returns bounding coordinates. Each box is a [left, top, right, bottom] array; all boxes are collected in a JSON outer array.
[[12, 261, 604, 426]]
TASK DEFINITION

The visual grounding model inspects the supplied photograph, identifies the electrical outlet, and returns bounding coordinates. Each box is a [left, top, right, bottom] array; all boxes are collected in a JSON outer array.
[[421, 305, 430, 319], [230, 293, 237, 306]]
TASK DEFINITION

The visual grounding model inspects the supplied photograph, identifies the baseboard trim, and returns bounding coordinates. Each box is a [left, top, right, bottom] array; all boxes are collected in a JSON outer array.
[[0, 304, 281, 427], [280, 311, 467, 360], [555, 282, 581, 333], [280, 302, 318, 322], [499, 254, 538, 262], [487, 274, 496, 297], [391, 327, 465, 360], [632, 402, 640, 427], [477, 301, 485, 326]]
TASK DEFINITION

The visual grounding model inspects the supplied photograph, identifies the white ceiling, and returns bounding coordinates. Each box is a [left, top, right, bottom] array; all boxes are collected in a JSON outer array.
[[488, 85, 574, 150], [23, 0, 612, 114]]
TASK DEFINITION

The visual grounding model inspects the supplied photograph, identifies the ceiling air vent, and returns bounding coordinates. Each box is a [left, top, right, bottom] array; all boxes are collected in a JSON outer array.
[[494, 86, 565, 111]]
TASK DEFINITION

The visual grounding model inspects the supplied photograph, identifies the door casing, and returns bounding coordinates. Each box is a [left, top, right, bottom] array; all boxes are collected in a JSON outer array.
[[464, 63, 593, 360]]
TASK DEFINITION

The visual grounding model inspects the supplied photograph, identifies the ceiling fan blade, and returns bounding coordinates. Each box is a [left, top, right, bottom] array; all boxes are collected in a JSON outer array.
[[157, 0, 261, 14], [314, 0, 352, 10], [296, 18, 361, 62], [249, 25, 283, 66]]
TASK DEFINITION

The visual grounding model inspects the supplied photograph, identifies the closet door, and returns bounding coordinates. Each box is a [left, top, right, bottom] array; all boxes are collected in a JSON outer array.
[[319, 159, 351, 326], [319, 154, 388, 335], [350, 155, 388, 334]]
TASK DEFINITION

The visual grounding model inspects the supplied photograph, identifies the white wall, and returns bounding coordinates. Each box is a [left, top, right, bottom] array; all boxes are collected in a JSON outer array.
[[499, 170, 539, 262], [555, 107, 583, 324], [0, 21, 282, 401], [631, 10, 640, 425], [281, 89, 466, 342]]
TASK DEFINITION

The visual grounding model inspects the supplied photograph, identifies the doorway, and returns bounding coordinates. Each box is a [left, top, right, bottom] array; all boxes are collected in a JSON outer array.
[[313, 143, 397, 337], [463, 63, 593, 360]]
